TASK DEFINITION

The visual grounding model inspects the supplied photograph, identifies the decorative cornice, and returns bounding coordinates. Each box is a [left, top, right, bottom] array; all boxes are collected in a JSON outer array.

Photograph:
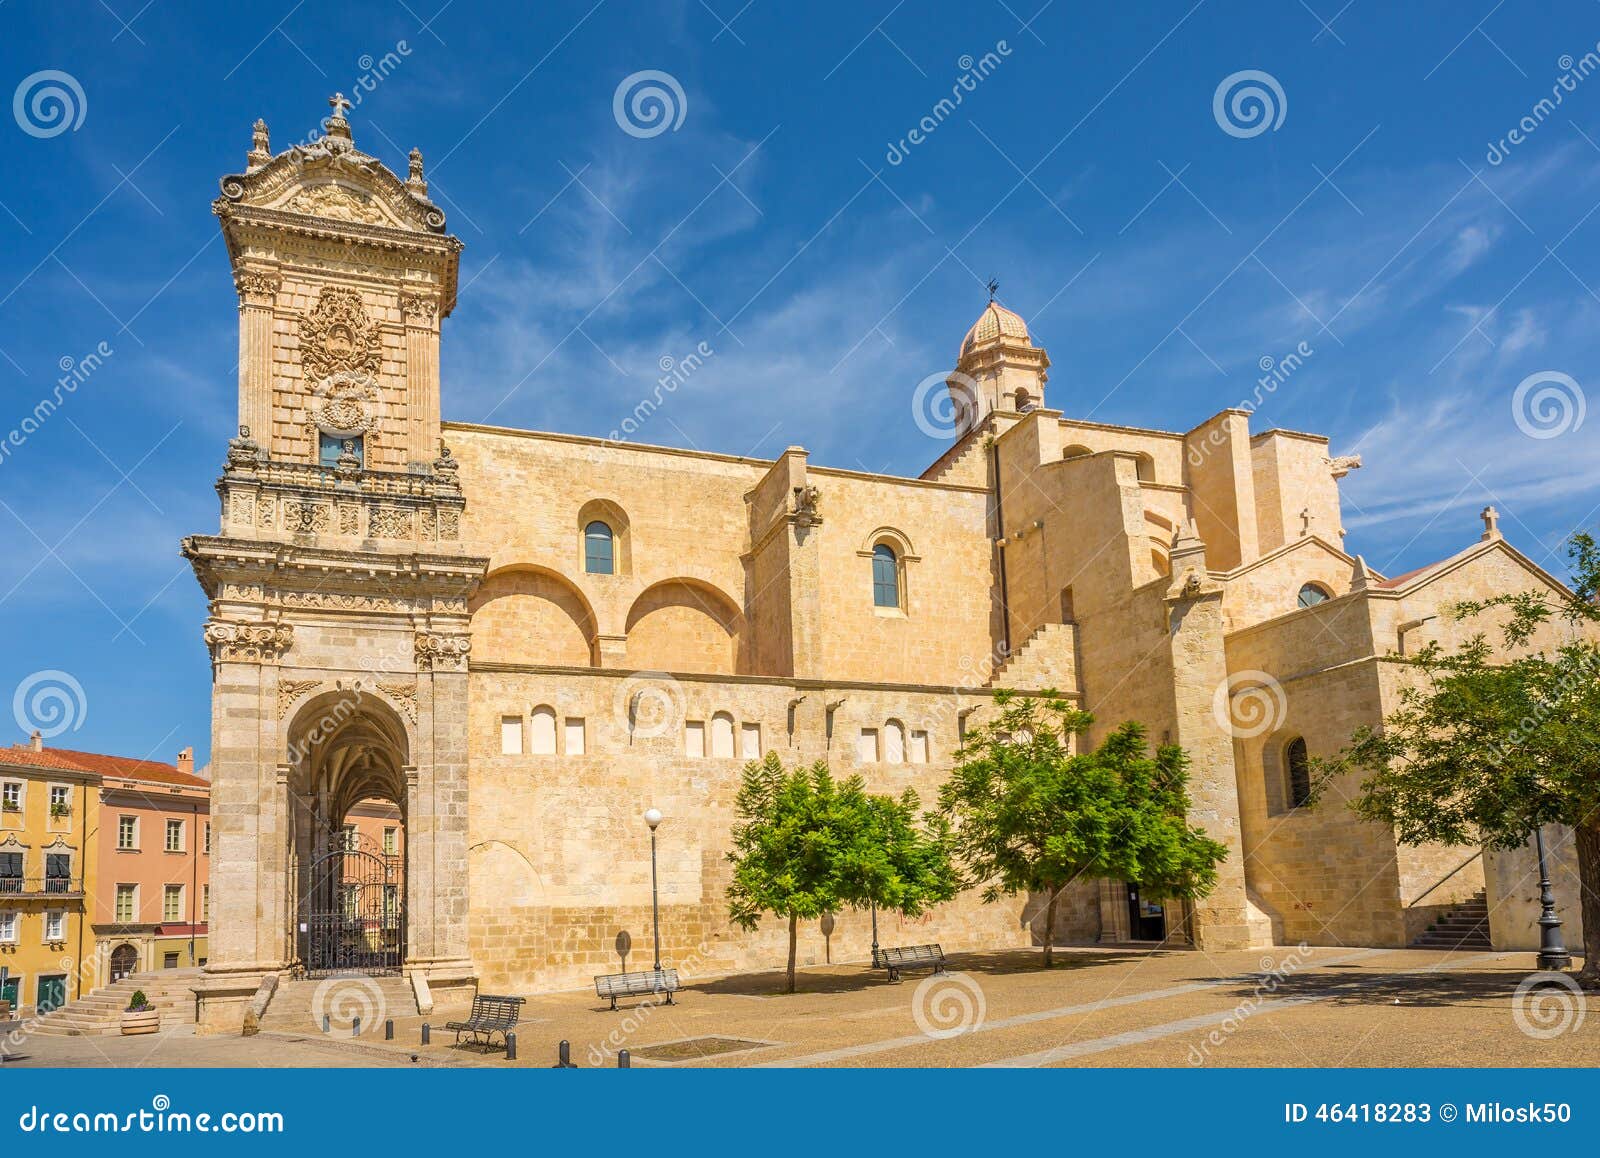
[[204, 618, 295, 663], [414, 631, 470, 672]]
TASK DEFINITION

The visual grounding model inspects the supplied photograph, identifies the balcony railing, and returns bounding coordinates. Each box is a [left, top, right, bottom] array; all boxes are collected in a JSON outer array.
[[0, 877, 83, 897]]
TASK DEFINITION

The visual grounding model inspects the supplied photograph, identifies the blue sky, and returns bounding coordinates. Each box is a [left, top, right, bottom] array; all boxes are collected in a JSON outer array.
[[3, 0, 1600, 765]]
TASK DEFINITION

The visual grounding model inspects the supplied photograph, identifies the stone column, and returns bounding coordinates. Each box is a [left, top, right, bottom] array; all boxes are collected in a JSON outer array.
[[400, 293, 440, 469], [233, 269, 279, 447]]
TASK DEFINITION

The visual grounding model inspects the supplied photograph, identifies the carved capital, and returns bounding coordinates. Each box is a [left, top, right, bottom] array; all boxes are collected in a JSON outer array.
[[204, 619, 295, 663], [414, 630, 470, 672], [233, 268, 281, 307], [225, 425, 266, 472], [399, 292, 438, 325]]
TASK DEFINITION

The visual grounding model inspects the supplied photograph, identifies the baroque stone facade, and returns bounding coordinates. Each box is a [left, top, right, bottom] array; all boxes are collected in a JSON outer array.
[[183, 101, 1582, 1029]]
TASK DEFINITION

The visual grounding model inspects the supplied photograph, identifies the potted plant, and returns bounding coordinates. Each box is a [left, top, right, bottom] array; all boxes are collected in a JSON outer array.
[[0, 800, 19, 814], [121, 990, 159, 1036], [49, 802, 70, 820]]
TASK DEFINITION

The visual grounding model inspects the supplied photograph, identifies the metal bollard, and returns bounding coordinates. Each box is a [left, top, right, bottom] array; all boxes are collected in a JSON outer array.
[[352, 1015, 361, 1037], [505, 1032, 517, 1061], [618, 1049, 630, 1069], [322, 1014, 330, 1034], [385, 1019, 394, 1041], [421, 1023, 430, 1045], [553, 1039, 577, 1068]]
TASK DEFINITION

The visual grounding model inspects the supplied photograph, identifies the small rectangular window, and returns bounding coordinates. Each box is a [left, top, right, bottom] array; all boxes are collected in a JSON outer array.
[[319, 432, 362, 467], [909, 730, 929, 764], [858, 728, 879, 763], [383, 827, 397, 856], [500, 715, 524, 755], [44, 910, 64, 941], [117, 816, 137, 850], [0, 911, 15, 943], [163, 952, 179, 969], [739, 723, 761, 760], [202, 885, 211, 923], [48, 785, 69, 817], [163, 885, 183, 923], [115, 885, 136, 924], [564, 718, 587, 756], [1, 782, 20, 812], [165, 818, 184, 852], [685, 721, 705, 759], [204, 822, 211, 854]]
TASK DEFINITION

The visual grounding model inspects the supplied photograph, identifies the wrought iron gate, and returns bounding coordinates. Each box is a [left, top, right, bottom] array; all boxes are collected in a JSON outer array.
[[302, 844, 404, 976]]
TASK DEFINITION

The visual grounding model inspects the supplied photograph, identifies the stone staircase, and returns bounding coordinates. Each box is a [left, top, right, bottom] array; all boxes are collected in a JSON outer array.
[[988, 622, 1077, 691], [257, 973, 419, 1036], [1411, 890, 1493, 950], [30, 969, 202, 1037]]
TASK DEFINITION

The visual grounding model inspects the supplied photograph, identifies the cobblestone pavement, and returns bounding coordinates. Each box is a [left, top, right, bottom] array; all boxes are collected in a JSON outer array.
[[3, 945, 1593, 1068]]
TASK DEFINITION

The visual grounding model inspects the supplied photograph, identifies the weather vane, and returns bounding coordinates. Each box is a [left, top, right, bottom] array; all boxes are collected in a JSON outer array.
[[987, 277, 999, 302]]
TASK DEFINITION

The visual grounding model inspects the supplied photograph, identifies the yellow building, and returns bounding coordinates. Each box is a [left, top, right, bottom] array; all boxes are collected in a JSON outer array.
[[0, 739, 98, 1017]]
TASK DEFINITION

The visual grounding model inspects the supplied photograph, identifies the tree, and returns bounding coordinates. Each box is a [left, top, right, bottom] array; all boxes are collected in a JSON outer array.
[[1321, 532, 1600, 987], [839, 788, 961, 946], [938, 690, 1229, 966], [725, 754, 861, 993]]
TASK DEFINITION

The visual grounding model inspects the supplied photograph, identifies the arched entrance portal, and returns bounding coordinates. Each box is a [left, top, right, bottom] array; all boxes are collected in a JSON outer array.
[[285, 691, 410, 976], [110, 943, 139, 981]]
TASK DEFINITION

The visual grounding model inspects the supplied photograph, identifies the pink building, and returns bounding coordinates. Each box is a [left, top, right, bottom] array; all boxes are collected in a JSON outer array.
[[81, 747, 212, 981]]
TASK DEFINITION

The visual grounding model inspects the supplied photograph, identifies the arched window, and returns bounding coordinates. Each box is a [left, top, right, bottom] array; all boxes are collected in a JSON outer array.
[[883, 720, 906, 764], [1296, 583, 1331, 609], [1062, 444, 1093, 460], [584, 521, 614, 575], [872, 543, 900, 609], [1014, 389, 1035, 413], [710, 712, 735, 758], [530, 706, 557, 755], [1285, 737, 1312, 809], [1133, 453, 1156, 483]]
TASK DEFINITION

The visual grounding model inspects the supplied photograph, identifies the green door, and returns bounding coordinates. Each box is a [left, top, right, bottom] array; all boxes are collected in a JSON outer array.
[[36, 975, 66, 1014], [0, 974, 18, 1010]]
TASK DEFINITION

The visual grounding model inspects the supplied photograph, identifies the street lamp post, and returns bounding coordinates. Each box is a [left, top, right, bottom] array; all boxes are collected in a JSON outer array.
[[644, 808, 663, 972], [1533, 825, 1573, 971], [869, 900, 880, 969]]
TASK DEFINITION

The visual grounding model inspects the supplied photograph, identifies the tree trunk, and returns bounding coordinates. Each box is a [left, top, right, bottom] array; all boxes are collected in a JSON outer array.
[[786, 912, 798, 994], [1042, 890, 1059, 968], [1576, 821, 1600, 989]]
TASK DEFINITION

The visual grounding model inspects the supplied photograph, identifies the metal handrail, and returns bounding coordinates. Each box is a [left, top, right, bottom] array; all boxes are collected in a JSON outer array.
[[1407, 849, 1484, 907], [0, 877, 84, 895]]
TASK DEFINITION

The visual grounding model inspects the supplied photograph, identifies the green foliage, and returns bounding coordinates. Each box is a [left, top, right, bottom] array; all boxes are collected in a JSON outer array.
[[1323, 532, 1600, 982], [125, 990, 151, 1012], [937, 690, 1228, 963], [725, 753, 957, 991]]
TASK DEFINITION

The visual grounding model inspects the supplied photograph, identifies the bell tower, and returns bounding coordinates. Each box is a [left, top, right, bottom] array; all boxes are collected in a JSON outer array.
[[950, 293, 1050, 438], [218, 93, 458, 472], [183, 98, 487, 1033]]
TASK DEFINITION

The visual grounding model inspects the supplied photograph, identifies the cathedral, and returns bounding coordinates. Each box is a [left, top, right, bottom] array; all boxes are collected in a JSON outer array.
[[182, 100, 1580, 1031]]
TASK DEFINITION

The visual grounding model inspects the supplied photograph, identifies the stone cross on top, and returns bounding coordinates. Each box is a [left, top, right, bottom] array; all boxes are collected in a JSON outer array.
[[328, 92, 352, 120], [1481, 505, 1501, 540]]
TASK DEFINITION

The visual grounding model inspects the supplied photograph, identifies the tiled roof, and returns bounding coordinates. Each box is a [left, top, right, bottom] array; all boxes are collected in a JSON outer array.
[[960, 300, 1032, 358], [0, 746, 95, 773], [54, 747, 209, 789]]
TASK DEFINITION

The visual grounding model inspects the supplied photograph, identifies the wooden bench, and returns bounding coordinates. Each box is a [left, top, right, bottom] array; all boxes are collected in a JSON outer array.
[[594, 968, 680, 1011], [445, 994, 524, 1050], [878, 944, 946, 982]]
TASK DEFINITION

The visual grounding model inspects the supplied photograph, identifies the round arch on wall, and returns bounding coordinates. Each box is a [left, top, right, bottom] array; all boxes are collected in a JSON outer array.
[[624, 576, 746, 675], [470, 564, 600, 667]]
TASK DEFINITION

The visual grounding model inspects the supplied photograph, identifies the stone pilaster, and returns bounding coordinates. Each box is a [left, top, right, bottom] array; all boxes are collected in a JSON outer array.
[[233, 269, 279, 446], [400, 292, 441, 469]]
